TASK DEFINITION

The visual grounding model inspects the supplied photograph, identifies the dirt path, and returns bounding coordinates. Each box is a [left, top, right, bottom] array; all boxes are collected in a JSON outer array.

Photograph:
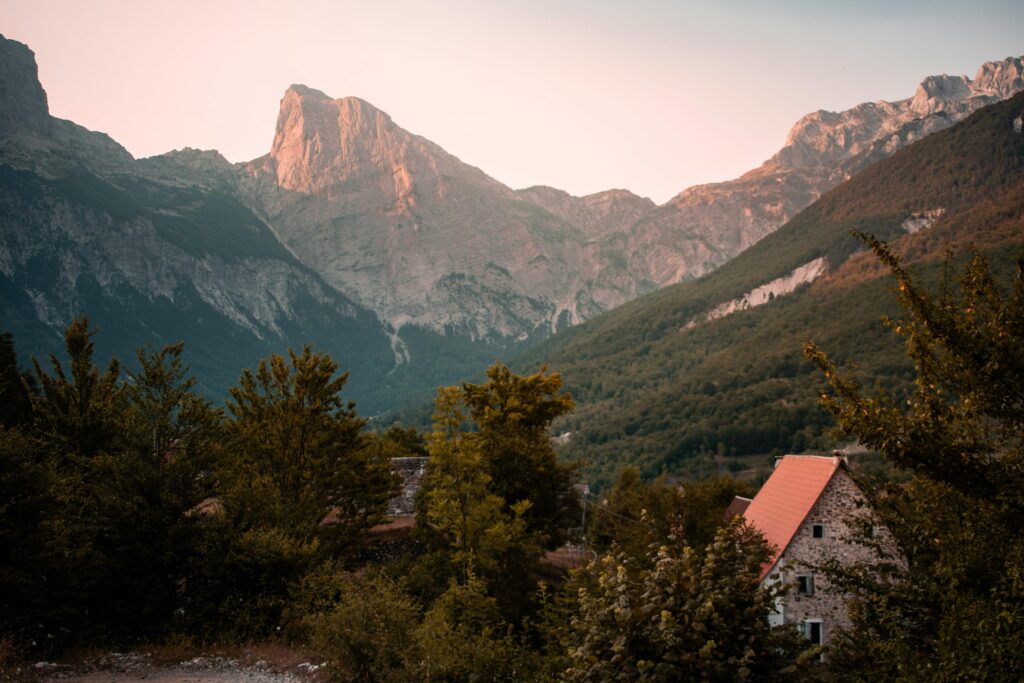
[[38, 655, 314, 683], [50, 670, 299, 683]]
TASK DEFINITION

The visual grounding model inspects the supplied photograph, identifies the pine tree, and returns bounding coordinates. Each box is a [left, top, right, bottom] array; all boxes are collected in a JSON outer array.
[[24, 325, 226, 642], [0, 332, 34, 429], [31, 316, 122, 461]]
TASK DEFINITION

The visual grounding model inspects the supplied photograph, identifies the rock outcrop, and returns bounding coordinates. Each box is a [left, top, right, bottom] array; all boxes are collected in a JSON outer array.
[[0, 35, 50, 137], [0, 36, 133, 177]]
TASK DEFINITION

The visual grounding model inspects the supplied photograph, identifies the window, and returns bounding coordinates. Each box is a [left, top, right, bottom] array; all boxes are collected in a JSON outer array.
[[812, 524, 824, 538], [796, 574, 815, 595], [801, 620, 823, 645], [866, 524, 875, 539]]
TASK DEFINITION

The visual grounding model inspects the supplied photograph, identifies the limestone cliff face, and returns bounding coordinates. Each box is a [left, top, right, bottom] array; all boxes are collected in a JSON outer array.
[[622, 55, 1024, 287], [0, 36, 341, 342], [243, 86, 651, 339], [0, 35, 50, 137]]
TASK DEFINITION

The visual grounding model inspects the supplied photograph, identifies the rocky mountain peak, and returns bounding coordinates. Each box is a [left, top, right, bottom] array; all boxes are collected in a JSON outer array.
[[974, 56, 1024, 97], [264, 85, 423, 196], [912, 74, 971, 105], [908, 56, 1022, 114], [0, 34, 51, 137], [623, 54, 1024, 293], [771, 55, 1024, 173], [0, 34, 132, 176]]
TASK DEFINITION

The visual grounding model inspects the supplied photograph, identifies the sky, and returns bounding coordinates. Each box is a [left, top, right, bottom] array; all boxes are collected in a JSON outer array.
[[3, 0, 1022, 203]]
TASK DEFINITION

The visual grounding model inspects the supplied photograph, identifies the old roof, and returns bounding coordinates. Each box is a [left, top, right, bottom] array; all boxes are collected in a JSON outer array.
[[743, 455, 845, 580], [724, 495, 752, 521]]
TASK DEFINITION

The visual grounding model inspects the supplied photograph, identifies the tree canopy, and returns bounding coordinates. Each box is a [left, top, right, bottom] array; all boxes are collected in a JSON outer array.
[[221, 346, 396, 544]]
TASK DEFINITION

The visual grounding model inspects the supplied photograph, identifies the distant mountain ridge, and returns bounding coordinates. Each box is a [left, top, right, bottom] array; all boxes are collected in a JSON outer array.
[[617, 56, 1024, 290], [515, 91, 1024, 488]]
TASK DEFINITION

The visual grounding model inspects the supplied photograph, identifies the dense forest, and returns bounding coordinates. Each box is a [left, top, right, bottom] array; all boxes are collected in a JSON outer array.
[[2, 238, 1023, 680]]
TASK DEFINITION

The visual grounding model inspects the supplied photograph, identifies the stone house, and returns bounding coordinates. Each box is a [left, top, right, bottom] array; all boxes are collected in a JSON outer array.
[[741, 454, 892, 651]]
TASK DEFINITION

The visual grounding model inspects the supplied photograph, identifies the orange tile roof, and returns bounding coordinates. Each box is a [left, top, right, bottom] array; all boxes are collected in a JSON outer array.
[[743, 455, 844, 580]]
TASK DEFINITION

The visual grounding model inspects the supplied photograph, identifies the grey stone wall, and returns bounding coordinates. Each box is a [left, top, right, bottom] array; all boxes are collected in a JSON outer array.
[[387, 457, 427, 516], [764, 469, 895, 646]]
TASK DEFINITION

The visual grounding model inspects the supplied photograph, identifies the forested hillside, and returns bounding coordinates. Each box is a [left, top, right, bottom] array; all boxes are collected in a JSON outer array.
[[518, 92, 1024, 488]]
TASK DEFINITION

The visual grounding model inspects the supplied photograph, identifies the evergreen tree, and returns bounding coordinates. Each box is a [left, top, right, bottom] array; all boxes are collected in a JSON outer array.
[[31, 317, 122, 461], [25, 317, 127, 642], [182, 347, 398, 638], [108, 343, 222, 635], [221, 346, 396, 544], [24, 325, 224, 643], [0, 332, 34, 429]]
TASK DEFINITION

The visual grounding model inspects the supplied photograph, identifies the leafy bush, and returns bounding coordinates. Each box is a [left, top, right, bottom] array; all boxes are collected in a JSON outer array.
[[566, 522, 816, 681], [292, 564, 420, 682]]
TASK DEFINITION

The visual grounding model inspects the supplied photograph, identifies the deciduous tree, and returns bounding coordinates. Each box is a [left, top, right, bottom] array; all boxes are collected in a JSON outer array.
[[418, 385, 541, 616], [463, 363, 577, 548], [566, 521, 814, 681]]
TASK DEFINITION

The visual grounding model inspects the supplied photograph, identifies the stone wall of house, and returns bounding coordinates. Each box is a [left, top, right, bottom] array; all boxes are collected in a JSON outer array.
[[388, 457, 428, 516], [766, 469, 894, 646]]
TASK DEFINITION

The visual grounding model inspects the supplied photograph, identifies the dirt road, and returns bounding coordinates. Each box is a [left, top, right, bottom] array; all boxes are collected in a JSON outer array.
[[38, 655, 315, 683]]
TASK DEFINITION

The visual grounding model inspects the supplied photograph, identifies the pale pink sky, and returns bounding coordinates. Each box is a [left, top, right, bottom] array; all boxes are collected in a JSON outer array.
[[3, 0, 1022, 203]]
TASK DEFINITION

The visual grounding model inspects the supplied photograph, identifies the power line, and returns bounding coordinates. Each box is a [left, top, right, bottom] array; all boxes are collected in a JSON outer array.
[[586, 500, 656, 529]]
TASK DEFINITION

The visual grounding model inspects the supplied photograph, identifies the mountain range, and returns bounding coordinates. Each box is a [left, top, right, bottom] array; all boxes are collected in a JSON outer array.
[[236, 56, 1023, 345], [1, 31, 1021, 415], [517, 90, 1024, 487]]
